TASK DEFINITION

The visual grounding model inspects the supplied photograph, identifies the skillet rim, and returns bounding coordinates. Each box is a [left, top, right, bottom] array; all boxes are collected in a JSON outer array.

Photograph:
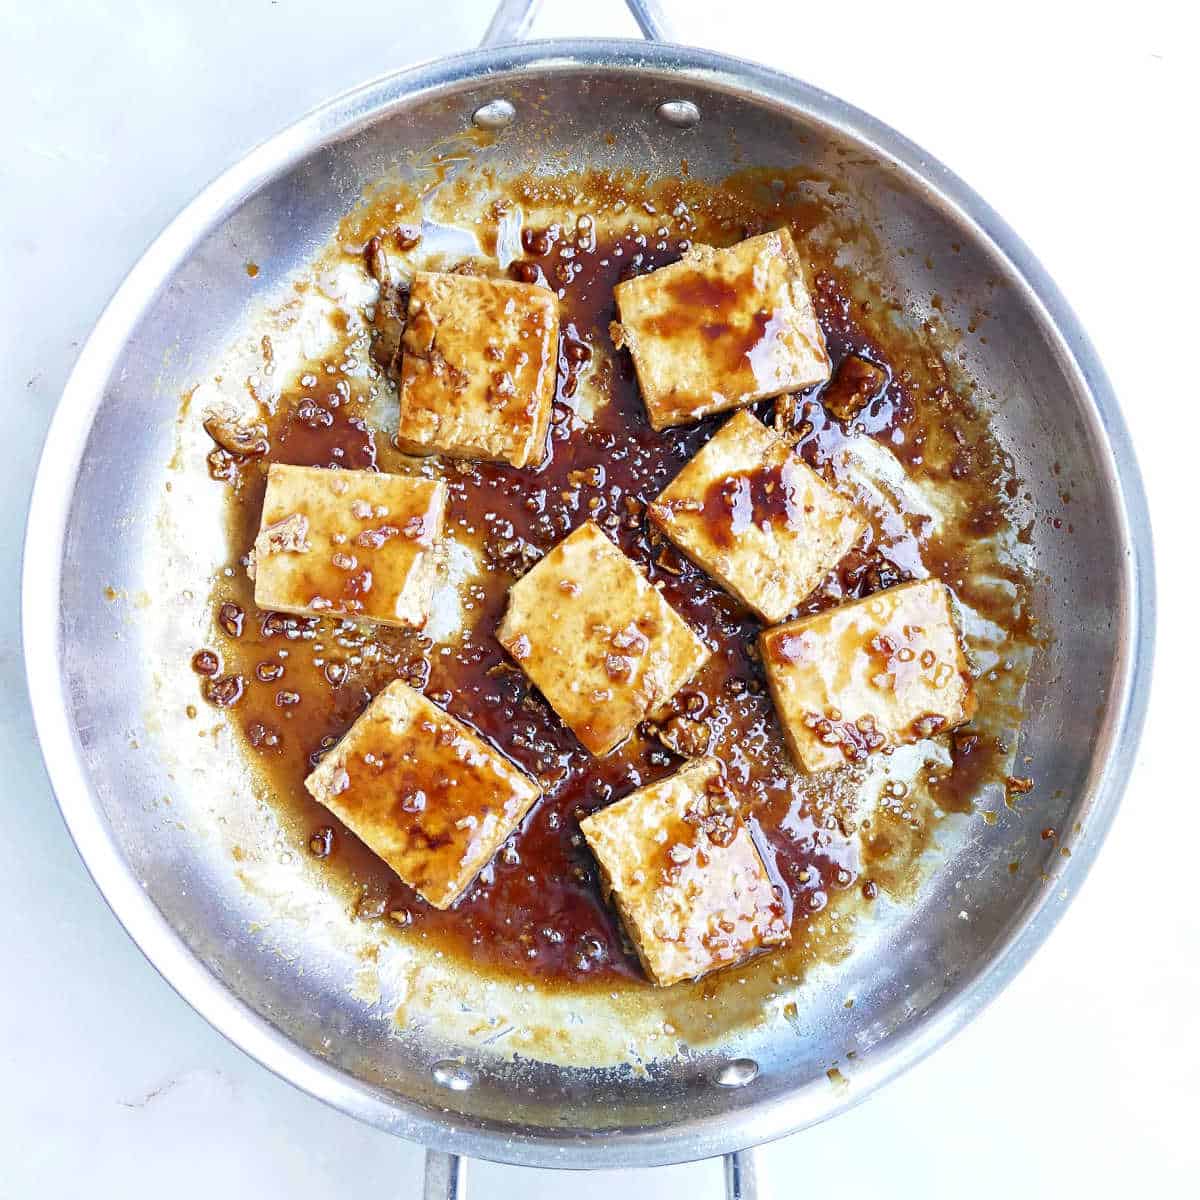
[[20, 37, 1155, 1169]]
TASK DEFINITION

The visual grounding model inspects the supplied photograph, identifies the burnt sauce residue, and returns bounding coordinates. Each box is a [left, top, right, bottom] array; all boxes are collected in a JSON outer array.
[[193, 168, 1030, 991]]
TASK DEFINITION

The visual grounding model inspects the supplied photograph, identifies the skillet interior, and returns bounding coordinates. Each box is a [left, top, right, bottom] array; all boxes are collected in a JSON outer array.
[[23, 43, 1151, 1168]]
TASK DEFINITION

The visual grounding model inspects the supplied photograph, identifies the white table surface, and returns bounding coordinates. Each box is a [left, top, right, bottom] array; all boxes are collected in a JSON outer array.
[[1, 1, 1194, 1195]]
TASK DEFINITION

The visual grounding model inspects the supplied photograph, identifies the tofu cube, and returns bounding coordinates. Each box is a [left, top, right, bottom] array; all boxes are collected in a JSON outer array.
[[820, 354, 889, 423], [304, 680, 540, 909], [397, 271, 559, 469], [759, 579, 977, 773], [648, 410, 866, 623], [496, 521, 710, 756], [253, 464, 445, 628], [611, 229, 830, 431], [580, 757, 790, 986]]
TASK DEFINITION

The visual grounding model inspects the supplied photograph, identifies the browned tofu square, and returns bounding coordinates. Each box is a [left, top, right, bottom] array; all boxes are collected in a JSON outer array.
[[759, 579, 977, 773], [253, 464, 445, 629], [580, 757, 790, 986], [611, 229, 830, 431], [304, 680, 540, 909], [397, 271, 559, 469], [820, 354, 889, 423], [496, 521, 710, 756], [648, 410, 865, 623]]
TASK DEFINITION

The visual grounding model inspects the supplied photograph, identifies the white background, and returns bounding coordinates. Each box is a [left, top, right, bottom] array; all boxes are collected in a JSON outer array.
[[0, 1, 1195, 1195]]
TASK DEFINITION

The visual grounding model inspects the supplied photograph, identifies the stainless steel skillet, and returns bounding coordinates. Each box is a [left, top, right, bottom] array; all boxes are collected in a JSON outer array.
[[21, 0, 1154, 1196]]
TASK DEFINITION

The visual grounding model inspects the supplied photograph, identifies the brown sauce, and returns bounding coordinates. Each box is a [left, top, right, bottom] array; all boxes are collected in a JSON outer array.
[[645, 268, 754, 363], [820, 354, 889, 423], [701, 459, 807, 546], [192, 167, 1031, 991]]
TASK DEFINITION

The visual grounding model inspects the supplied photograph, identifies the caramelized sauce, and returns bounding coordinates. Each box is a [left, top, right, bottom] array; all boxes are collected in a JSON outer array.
[[193, 168, 1031, 990], [646, 269, 752, 354], [820, 354, 889, 423], [272, 383, 378, 472], [700, 459, 806, 546], [926, 728, 1010, 815]]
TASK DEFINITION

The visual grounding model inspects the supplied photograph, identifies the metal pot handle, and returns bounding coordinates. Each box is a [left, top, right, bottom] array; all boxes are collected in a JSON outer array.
[[423, 2, 759, 1197], [483, 0, 677, 43], [423, 1145, 760, 1198]]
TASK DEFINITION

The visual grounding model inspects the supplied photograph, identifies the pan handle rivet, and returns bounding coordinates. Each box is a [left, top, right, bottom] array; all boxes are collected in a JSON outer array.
[[432, 1060, 476, 1091], [713, 1058, 759, 1088], [656, 100, 701, 128], [472, 99, 516, 130]]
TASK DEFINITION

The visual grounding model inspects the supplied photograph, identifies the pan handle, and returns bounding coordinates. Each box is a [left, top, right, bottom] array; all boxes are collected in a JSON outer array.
[[480, 0, 543, 45], [480, 0, 679, 46], [452, 2, 759, 1197], [724, 1147, 761, 1199], [423, 1150, 466, 1199], [423, 1145, 759, 1199], [623, 0, 677, 41]]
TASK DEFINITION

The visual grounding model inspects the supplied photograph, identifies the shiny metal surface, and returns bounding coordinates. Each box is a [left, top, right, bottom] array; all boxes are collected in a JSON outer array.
[[481, 0, 544, 46], [22, 33, 1153, 1180], [624, 0, 676, 40], [724, 1150, 758, 1200], [424, 1150, 466, 1200]]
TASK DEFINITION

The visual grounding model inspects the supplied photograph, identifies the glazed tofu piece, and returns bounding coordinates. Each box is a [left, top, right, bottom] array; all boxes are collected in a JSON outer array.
[[611, 229, 830, 431], [496, 521, 710, 756], [580, 757, 789, 986], [397, 271, 559, 468], [820, 354, 889, 423], [759, 579, 977, 773], [304, 681, 540, 909], [253, 464, 445, 629], [648, 410, 866, 623]]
